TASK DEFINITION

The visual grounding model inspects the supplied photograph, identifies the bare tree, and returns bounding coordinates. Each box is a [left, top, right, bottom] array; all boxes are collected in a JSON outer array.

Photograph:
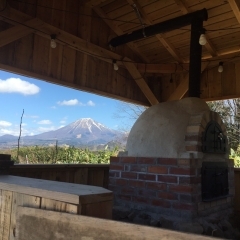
[[113, 101, 147, 131], [208, 99, 240, 151], [17, 109, 24, 161]]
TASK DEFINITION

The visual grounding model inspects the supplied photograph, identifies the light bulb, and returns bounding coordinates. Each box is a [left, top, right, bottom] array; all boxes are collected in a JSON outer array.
[[113, 61, 118, 71], [50, 34, 57, 49], [218, 62, 223, 73], [199, 34, 207, 45], [50, 39, 56, 48]]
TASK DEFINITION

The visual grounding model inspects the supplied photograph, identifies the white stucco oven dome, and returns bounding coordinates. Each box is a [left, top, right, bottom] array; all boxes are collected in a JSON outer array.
[[126, 98, 211, 158]]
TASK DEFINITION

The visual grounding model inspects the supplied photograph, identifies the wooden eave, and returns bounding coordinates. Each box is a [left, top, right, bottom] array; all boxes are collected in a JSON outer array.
[[0, 0, 240, 106]]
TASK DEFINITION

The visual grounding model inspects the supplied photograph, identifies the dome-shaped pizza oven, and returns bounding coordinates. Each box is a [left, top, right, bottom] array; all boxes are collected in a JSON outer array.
[[109, 98, 234, 219], [126, 98, 211, 158]]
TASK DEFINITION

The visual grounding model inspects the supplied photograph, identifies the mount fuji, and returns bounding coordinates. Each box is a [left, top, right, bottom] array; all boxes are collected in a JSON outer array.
[[0, 118, 128, 149]]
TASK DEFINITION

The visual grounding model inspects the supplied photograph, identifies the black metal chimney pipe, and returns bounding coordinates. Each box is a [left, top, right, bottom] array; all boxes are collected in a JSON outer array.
[[109, 9, 208, 48], [109, 8, 208, 98], [188, 19, 203, 98]]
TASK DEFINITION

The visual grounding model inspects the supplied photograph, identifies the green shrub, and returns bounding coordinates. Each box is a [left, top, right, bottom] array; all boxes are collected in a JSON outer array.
[[230, 148, 240, 168], [2, 145, 119, 164]]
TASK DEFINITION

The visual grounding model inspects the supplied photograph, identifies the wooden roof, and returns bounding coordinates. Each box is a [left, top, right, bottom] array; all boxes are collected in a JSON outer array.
[[1, 0, 240, 106]]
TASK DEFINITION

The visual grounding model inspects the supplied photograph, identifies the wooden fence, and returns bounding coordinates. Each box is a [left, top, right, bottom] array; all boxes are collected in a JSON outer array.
[[9, 164, 109, 189], [8, 164, 240, 213]]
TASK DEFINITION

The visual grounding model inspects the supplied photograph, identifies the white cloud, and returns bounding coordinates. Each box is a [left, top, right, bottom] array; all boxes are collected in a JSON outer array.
[[0, 124, 57, 137], [0, 121, 12, 127], [57, 99, 95, 107], [0, 128, 29, 136], [57, 99, 79, 106], [37, 120, 52, 125], [0, 78, 40, 95], [87, 100, 95, 106], [37, 126, 56, 133], [0, 129, 15, 135], [59, 117, 68, 125]]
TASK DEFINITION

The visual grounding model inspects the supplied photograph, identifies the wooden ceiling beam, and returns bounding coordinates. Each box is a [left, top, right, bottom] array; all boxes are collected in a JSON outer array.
[[228, 0, 240, 23], [92, 6, 150, 62], [167, 74, 189, 101], [167, 62, 209, 101], [136, 63, 189, 74], [0, 62, 148, 106], [156, 35, 185, 63], [202, 46, 240, 60], [0, 18, 41, 47], [126, 0, 186, 63], [173, 0, 217, 57], [85, 0, 109, 8], [174, 0, 188, 14], [0, 7, 158, 106], [204, 34, 217, 57], [123, 58, 159, 105], [0, 7, 123, 65]]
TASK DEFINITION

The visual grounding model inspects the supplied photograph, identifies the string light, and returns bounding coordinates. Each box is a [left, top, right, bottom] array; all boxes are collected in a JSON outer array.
[[218, 62, 223, 73], [2, 9, 239, 77], [113, 60, 119, 71], [50, 34, 57, 49], [199, 29, 207, 45]]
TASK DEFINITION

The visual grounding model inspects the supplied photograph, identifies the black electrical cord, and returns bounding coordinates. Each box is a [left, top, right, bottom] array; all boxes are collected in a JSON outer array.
[[10, 0, 142, 25], [1, 3, 240, 79]]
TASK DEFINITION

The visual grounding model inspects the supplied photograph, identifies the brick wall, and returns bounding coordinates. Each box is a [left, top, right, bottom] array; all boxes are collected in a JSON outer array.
[[109, 156, 234, 219]]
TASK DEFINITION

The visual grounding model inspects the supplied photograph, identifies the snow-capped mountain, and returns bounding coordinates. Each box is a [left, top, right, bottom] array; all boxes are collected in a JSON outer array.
[[26, 118, 119, 143], [0, 118, 127, 148]]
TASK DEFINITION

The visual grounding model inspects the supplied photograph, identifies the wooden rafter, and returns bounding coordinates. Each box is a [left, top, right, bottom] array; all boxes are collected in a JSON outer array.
[[126, 0, 186, 63], [167, 62, 209, 101], [203, 46, 240, 60], [0, 18, 41, 47], [123, 58, 159, 105], [0, 7, 122, 65], [0, 7, 158, 106], [136, 63, 189, 74], [156, 36, 185, 63], [85, 0, 109, 8], [173, 0, 217, 57], [204, 34, 217, 57], [0, 62, 147, 106], [174, 0, 188, 14], [167, 74, 189, 101], [0, 10, 188, 75], [92, 6, 150, 62], [2, 7, 240, 70], [228, 0, 240, 23]]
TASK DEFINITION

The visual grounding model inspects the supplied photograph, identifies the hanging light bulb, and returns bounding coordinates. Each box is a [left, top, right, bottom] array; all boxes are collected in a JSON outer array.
[[113, 60, 118, 71], [199, 28, 207, 45], [50, 34, 57, 49], [199, 33, 207, 45], [218, 62, 223, 73]]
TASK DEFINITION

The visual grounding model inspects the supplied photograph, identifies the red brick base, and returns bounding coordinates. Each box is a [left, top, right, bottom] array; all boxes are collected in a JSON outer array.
[[109, 156, 234, 219]]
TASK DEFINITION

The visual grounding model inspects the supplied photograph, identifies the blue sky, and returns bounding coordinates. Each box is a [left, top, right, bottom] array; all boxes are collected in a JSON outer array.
[[0, 70, 136, 136]]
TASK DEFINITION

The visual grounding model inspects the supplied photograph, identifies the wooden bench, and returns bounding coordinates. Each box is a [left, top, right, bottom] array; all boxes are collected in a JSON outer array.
[[0, 175, 113, 240]]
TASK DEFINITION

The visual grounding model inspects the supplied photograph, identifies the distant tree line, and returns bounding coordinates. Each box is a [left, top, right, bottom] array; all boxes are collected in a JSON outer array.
[[208, 99, 240, 151]]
